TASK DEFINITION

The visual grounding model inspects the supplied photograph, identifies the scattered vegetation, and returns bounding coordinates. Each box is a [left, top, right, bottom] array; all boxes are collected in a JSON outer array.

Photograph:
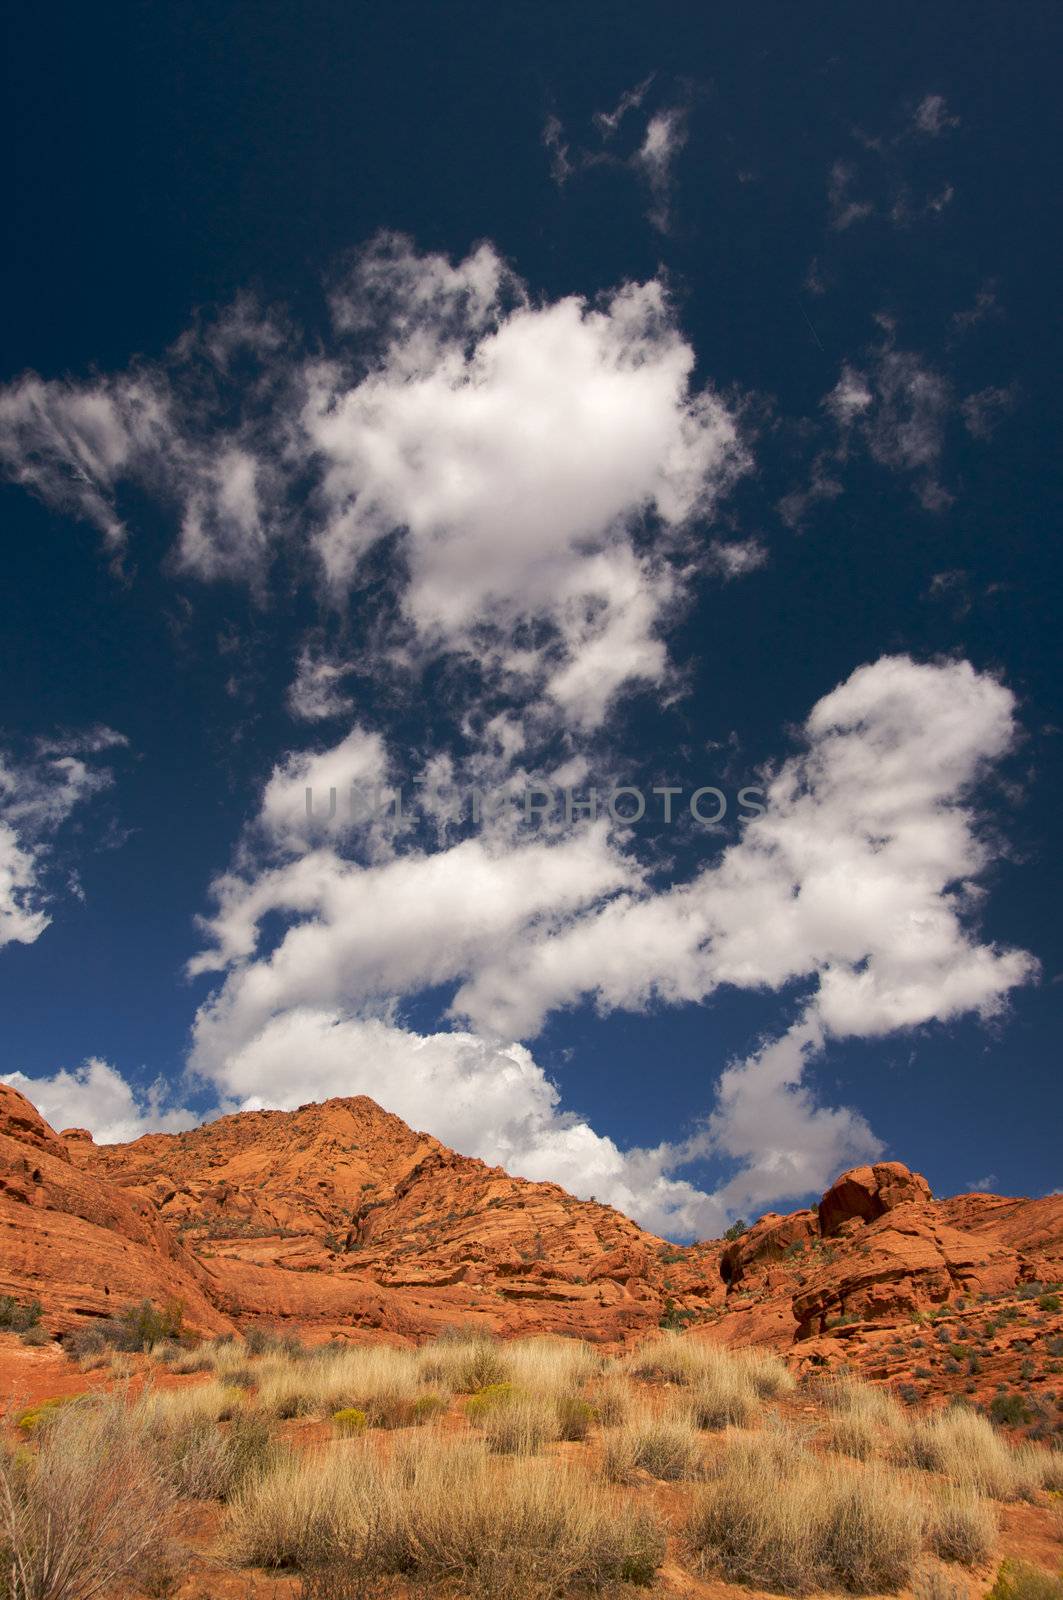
[[6, 1316, 1063, 1598], [0, 1296, 43, 1335]]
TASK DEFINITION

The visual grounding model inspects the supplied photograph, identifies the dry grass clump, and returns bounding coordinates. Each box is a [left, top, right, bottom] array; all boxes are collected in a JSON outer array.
[[625, 1335, 790, 1419], [251, 1343, 447, 1427], [600, 1406, 702, 1482], [684, 1366, 758, 1430], [0, 1395, 177, 1600], [734, 1348, 796, 1398], [478, 1394, 558, 1456], [502, 1337, 603, 1396], [418, 1330, 508, 1393], [924, 1482, 998, 1565], [162, 1408, 285, 1501], [139, 1378, 246, 1427], [899, 1406, 1041, 1501], [986, 1559, 1063, 1600], [685, 1430, 924, 1595], [624, 1330, 702, 1384], [589, 1374, 630, 1428], [228, 1432, 665, 1595]]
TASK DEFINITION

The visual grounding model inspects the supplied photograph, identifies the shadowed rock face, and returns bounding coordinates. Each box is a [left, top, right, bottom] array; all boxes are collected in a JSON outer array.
[[3, 1083, 1061, 1403]]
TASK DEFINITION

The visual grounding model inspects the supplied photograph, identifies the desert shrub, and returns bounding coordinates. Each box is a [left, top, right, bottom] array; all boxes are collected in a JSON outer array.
[[601, 1409, 701, 1482], [590, 1376, 630, 1428], [116, 1298, 184, 1351], [229, 1434, 665, 1592], [990, 1392, 1029, 1426], [685, 1437, 923, 1595], [924, 1483, 998, 1565], [410, 1392, 447, 1425], [0, 1296, 42, 1333], [332, 1408, 368, 1435], [0, 1394, 176, 1599], [1037, 1293, 1061, 1313], [465, 1381, 520, 1421], [555, 1394, 595, 1441], [17, 1326, 50, 1349], [898, 1406, 1039, 1501], [479, 1394, 557, 1456], [16, 1396, 81, 1435], [420, 1332, 507, 1393], [986, 1560, 1063, 1600], [244, 1326, 307, 1359], [163, 1408, 283, 1500]]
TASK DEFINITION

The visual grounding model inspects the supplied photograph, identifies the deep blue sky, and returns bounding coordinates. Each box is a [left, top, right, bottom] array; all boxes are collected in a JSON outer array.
[[1, 1, 1060, 1228]]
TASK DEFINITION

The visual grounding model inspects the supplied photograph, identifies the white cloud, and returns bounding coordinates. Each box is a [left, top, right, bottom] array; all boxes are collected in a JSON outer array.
[[913, 95, 960, 137], [967, 1173, 998, 1193], [0, 374, 166, 554], [2, 1058, 196, 1144], [787, 338, 955, 517], [707, 538, 768, 581], [307, 240, 746, 724], [449, 656, 1035, 1037], [286, 646, 357, 722], [0, 236, 750, 733], [0, 730, 127, 948], [634, 110, 687, 230], [170, 654, 1034, 1235]]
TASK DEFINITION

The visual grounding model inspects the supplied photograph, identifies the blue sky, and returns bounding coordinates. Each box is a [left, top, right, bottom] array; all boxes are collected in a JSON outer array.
[[1, 2, 1060, 1235]]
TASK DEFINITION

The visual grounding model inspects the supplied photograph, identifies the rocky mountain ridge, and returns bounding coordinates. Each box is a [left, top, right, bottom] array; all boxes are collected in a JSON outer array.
[[3, 1082, 1061, 1419]]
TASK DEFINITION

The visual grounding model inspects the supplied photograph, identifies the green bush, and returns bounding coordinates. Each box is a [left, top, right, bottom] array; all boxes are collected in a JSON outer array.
[[1038, 1293, 1061, 1313], [986, 1559, 1063, 1600], [0, 1295, 42, 1332], [410, 1392, 447, 1425], [331, 1407, 368, 1434], [989, 1392, 1029, 1427], [465, 1381, 520, 1420]]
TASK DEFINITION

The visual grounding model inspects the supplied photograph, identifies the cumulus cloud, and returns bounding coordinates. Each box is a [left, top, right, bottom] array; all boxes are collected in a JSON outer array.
[[0, 236, 749, 732], [0, 730, 127, 948], [307, 238, 747, 724], [165, 654, 1034, 1234], [2, 1058, 197, 1144]]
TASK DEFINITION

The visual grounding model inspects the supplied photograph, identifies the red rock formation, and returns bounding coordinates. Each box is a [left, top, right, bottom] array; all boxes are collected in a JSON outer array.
[[0, 1084, 234, 1339], [818, 1161, 933, 1236], [4, 1082, 1060, 1408]]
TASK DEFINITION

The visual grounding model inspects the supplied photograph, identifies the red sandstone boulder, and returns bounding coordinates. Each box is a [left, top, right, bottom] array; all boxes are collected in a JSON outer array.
[[720, 1208, 818, 1285], [818, 1161, 933, 1236]]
